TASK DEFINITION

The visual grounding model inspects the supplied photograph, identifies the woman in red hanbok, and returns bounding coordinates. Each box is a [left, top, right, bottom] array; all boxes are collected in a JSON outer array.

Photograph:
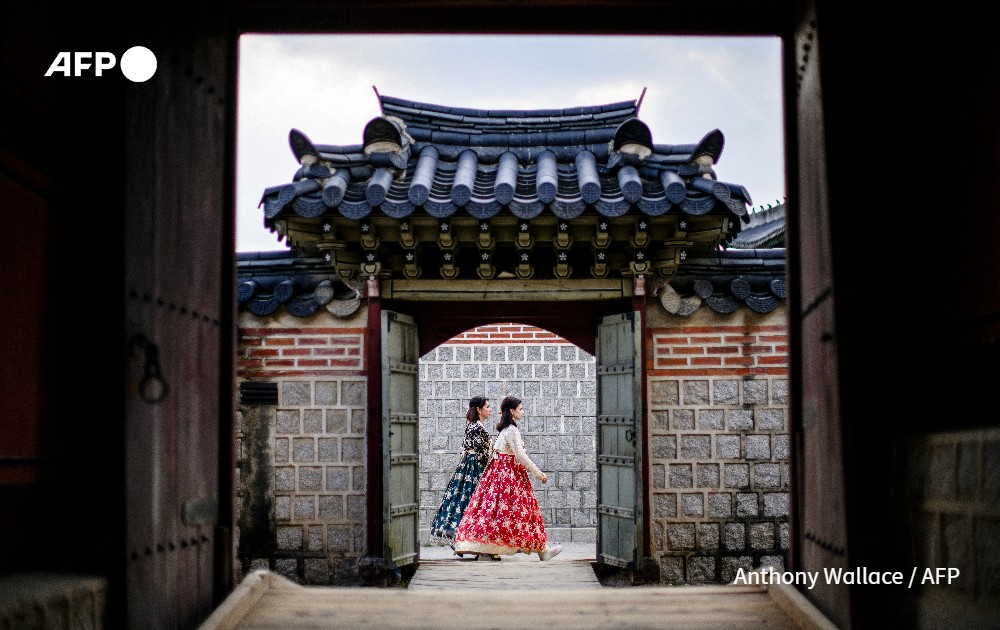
[[453, 396, 563, 561]]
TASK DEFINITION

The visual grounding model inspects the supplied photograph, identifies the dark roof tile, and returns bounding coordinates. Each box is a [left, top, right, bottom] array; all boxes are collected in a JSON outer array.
[[262, 94, 755, 223]]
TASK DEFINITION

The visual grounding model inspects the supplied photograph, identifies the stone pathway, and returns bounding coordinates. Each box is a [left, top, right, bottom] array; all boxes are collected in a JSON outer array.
[[407, 542, 601, 590]]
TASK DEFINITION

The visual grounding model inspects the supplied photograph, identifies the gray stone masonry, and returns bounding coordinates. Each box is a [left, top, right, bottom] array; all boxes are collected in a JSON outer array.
[[650, 376, 790, 584], [236, 376, 368, 585], [419, 342, 597, 544]]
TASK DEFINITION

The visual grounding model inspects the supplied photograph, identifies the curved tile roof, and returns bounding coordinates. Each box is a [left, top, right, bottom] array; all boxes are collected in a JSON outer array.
[[260, 93, 753, 227], [236, 251, 363, 318], [728, 202, 785, 248], [659, 248, 786, 315]]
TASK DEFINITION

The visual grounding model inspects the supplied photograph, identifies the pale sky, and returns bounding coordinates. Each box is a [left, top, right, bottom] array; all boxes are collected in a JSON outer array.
[[236, 34, 784, 253]]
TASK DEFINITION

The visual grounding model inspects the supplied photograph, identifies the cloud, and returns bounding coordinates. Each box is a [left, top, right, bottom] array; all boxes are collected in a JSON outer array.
[[235, 34, 785, 252]]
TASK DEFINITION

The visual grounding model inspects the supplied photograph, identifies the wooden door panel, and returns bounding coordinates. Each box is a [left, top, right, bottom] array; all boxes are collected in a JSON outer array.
[[791, 4, 851, 626], [596, 312, 642, 568], [382, 311, 420, 568], [123, 32, 229, 628]]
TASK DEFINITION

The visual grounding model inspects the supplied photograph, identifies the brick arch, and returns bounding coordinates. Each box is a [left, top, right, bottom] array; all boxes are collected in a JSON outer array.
[[444, 322, 572, 346], [389, 299, 630, 356]]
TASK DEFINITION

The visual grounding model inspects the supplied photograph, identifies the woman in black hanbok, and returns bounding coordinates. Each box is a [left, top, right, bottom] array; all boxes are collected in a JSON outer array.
[[429, 396, 494, 557]]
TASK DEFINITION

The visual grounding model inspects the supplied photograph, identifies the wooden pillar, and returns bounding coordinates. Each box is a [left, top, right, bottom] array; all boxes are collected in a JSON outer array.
[[364, 276, 383, 560]]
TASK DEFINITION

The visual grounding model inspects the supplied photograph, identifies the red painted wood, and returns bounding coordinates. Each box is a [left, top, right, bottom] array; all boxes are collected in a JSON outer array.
[[365, 278, 384, 559], [395, 299, 629, 356]]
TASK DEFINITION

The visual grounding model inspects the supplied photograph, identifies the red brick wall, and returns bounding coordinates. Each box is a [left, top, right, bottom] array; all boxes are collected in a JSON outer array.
[[648, 325, 788, 376], [444, 323, 568, 344], [238, 327, 365, 378]]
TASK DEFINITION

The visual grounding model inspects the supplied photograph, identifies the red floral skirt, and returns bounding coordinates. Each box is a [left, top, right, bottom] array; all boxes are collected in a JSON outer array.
[[453, 453, 547, 555]]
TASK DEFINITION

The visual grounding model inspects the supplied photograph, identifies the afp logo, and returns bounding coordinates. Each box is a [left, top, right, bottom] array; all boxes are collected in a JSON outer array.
[[45, 46, 157, 83]]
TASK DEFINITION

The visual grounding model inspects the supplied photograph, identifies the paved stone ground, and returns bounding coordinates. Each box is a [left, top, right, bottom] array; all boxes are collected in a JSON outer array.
[[409, 542, 600, 590], [418, 541, 596, 562]]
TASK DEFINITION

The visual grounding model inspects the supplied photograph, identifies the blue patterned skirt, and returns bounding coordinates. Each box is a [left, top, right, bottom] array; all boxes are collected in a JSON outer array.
[[429, 452, 487, 542]]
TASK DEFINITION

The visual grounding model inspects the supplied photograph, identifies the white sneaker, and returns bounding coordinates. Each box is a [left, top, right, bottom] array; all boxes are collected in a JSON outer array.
[[539, 545, 563, 561]]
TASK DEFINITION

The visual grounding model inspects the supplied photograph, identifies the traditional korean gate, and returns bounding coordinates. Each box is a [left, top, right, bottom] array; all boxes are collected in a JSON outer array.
[[595, 312, 644, 568], [382, 311, 420, 568]]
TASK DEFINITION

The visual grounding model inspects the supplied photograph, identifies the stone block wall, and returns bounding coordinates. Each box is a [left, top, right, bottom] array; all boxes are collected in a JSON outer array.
[[418, 323, 598, 544], [901, 428, 1000, 621], [236, 309, 369, 585], [646, 306, 789, 583]]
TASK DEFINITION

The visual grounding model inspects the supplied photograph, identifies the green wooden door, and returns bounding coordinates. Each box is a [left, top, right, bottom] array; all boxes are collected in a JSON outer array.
[[595, 312, 643, 568], [382, 311, 420, 567]]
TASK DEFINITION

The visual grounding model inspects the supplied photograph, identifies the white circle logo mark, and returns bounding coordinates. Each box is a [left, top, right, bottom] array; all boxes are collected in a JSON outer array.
[[121, 46, 157, 83]]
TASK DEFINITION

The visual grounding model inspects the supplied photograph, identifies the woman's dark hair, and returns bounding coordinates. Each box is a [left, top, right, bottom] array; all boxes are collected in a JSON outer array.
[[466, 396, 489, 423], [496, 396, 522, 432]]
